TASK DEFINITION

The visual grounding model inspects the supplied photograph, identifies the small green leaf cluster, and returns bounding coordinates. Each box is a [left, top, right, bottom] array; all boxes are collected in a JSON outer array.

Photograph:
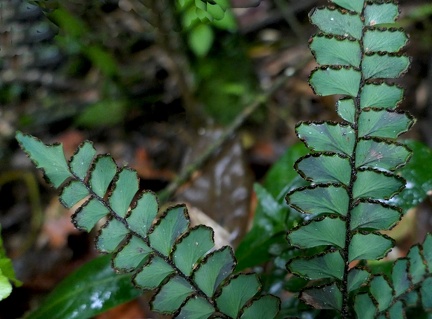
[[16, 132, 279, 318], [176, 0, 236, 56], [284, 0, 432, 318]]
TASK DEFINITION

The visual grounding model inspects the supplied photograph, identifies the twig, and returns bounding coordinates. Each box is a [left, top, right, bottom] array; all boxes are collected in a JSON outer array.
[[158, 56, 312, 202]]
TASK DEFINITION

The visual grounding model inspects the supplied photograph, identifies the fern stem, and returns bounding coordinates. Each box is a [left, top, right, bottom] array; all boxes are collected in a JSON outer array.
[[341, 3, 366, 311]]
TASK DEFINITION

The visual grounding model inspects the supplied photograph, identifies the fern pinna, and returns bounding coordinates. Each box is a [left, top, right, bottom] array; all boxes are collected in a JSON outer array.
[[15, 132, 280, 318], [285, 0, 432, 318]]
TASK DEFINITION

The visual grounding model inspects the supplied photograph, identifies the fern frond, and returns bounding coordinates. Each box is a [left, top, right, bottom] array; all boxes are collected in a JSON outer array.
[[16, 132, 280, 318], [285, 0, 420, 317]]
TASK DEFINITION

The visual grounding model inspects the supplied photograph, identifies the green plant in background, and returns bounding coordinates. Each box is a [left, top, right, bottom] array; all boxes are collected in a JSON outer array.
[[0, 225, 22, 301], [177, 0, 236, 57], [13, 0, 432, 318], [177, 0, 258, 125]]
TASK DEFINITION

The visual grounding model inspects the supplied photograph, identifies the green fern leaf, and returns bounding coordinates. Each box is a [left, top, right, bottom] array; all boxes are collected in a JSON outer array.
[[285, 0, 421, 316], [330, 0, 365, 13], [15, 131, 280, 318], [354, 234, 432, 318], [295, 153, 351, 185], [360, 82, 404, 109]]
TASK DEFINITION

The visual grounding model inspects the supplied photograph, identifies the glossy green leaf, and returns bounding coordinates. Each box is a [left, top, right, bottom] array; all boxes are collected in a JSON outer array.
[[59, 180, 89, 208], [89, 155, 117, 198], [175, 296, 214, 319], [360, 83, 404, 109], [109, 168, 139, 218], [113, 236, 152, 272], [149, 205, 189, 256], [295, 153, 351, 185], [348, 268, 370, 292], [348, 233, 393, 262], [133, 255, 174, 290], [296, 122, 355, 155], [72, 197, 109, 231], [350, 201, 401, 231], [310, 7, 363, 39], [331, 0, 365, 13], [235, 183, 293, 270], [216, 274, 261, 318], [69, 141, 96, 180], [392, 259, 410, 297], [301, 283, 342, 310], [353, 169, 404, 200], [337, 98, 355, 123], [363, 54, 410, 79], [310, 66, 361, 96], [310, 35, 361, 67], [354, 293, 376, 319], [370, 275, 393, 311], [240, 295, 280, 319], [262, 142, 309, 198], [126, 191, 159, 238], [363, 28, 408, 53], [391, 140, 432, 212], [152, 276, 194, 313], [364, 2, 399, 26], [359, 109, 414, 139], [288, 250, 344, 280], [96, 218, 129, 253], [16, 131, 71, 187], [356, 139, 411, 171], [173, 226, 214, 276], [252, 184, 286, 226], [287, 185, 349, 216], [25, 255, 140, 319], [288, 217, 346, 249], [193, 246, 235, 297]]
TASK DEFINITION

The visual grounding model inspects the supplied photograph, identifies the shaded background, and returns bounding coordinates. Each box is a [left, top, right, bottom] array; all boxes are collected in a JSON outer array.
[[1, 0, 432, 317]]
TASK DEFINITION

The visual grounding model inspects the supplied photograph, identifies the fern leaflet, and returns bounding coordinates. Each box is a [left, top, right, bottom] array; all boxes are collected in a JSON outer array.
[[16, 132, 280, 318]]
